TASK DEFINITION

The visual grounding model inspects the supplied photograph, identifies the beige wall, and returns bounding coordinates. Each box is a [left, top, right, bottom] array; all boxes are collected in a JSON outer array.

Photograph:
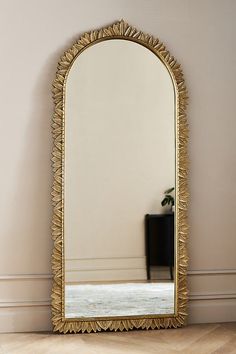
[[0, 0, 236, 332]]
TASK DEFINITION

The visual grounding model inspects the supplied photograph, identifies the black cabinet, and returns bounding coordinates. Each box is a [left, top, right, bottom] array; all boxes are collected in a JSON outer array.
[[145, 213, 174, 280]]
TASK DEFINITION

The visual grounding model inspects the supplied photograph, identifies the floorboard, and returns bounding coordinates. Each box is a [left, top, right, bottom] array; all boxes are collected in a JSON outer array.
[[0, 323, 236, 354]]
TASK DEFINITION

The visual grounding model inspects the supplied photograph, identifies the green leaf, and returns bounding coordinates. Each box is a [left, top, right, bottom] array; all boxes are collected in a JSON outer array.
[[164, 187, 174, 194], [161, 198, 168, 206]]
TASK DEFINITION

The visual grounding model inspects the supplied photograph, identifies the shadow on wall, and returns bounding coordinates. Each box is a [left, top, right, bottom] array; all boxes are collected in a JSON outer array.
[[2, 38, 80, 278]]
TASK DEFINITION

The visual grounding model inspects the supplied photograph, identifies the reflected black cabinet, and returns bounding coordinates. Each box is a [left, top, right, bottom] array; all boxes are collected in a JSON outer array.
[[145, 213, 174, 280]]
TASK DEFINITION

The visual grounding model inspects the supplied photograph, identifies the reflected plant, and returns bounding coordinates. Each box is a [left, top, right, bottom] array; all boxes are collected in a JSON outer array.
[[161, 187, 175, 208]]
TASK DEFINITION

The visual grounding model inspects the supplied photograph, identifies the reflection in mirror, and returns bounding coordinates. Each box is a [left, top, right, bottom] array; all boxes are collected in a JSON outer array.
[[64, 39, 175, 319]]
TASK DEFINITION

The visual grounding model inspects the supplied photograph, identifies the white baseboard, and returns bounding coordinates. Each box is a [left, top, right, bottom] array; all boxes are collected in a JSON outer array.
[[187, 269, 236, 324], [1, 270, 236, 332], [1, 297, 236, 333], [0, 305, 51, 333], [65, 257, 147, 282], [0, 274, 52, 333], [188, 298, 236, 324]]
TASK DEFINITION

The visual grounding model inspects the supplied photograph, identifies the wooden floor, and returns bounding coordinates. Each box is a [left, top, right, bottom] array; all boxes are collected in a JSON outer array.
[[0, 323, 236, 354]]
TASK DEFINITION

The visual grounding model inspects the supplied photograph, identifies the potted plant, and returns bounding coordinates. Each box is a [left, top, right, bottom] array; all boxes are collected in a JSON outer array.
[[161, 187, 175, 212]]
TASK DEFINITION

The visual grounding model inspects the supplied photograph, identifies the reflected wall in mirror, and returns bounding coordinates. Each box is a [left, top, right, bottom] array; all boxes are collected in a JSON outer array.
[[65, 39, 175, 318], [51, 20, 189, 333]]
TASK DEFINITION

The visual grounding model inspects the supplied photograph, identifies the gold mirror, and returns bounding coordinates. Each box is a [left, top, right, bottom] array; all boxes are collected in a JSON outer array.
[[51, 20, 189, 333]]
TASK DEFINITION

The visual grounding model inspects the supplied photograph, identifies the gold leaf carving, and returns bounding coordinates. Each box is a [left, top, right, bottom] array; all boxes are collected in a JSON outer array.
[[51, 20, 189, 333]]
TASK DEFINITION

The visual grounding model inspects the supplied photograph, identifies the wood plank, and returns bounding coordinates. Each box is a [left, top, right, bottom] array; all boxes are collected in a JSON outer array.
[[0, 323, 236, 354]]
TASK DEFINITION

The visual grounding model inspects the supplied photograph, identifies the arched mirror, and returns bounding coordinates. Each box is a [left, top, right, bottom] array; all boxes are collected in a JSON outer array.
[[51, 20, 188, 333]]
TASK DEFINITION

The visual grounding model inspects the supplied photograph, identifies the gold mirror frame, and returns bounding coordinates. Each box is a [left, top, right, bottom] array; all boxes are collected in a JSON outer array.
[[51, 20, 189, 333]]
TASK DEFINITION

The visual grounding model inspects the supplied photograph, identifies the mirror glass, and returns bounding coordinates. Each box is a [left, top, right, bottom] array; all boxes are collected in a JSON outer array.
[[64, 39, 176, 319]]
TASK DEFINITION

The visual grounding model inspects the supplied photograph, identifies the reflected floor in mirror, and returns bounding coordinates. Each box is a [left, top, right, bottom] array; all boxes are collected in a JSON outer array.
[[65, 281, 174, 318]]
